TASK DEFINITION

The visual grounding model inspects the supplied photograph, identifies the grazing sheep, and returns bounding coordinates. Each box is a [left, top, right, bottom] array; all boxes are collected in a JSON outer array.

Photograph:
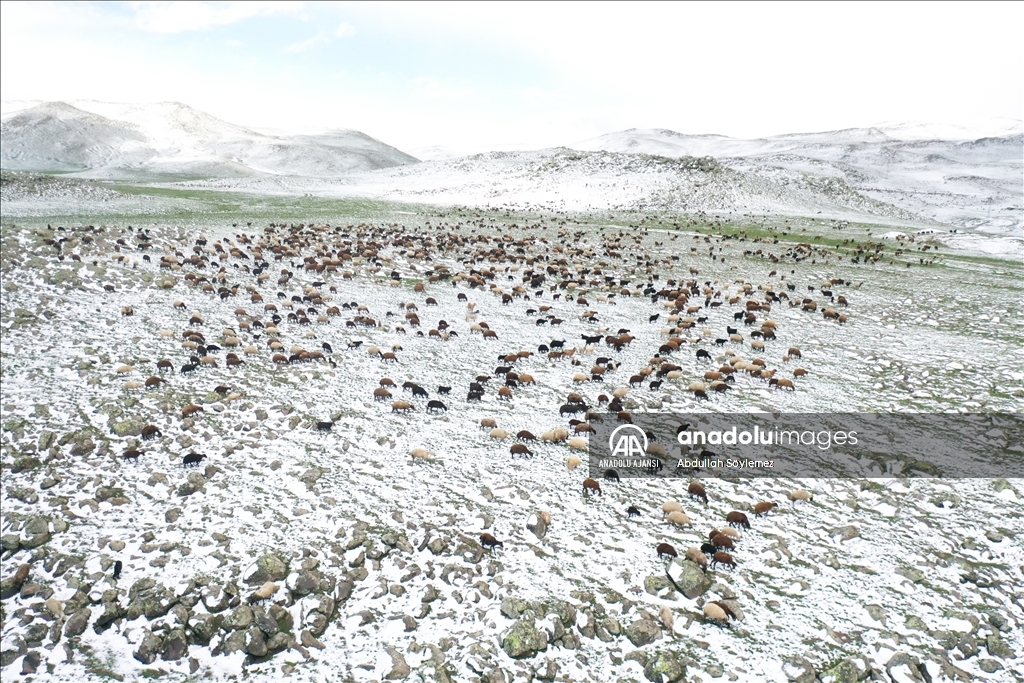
[[516, 430, 536, 441], [667, 511, 692, 527], [480, 533, 504, 552], [789, 489, 813, 504], [685, 547, 708, 570], [141, 425, 162, 440], [700, 542, 717, 556], [145, 376, 164, 389], [627, 505, 642, 518], [373, 388, 392, 401], [426, 400, 447, 413], [716, 526, 742, 541], [688, 482, 708, 505], [115, 365, 134, 375], [662, 501, 683, 516], [510, 443, 532, 458], [710, 533, 734, 551], [391, 400, 414, 413], [770, 378, 796, 390], [710, 551, 736, 570], [251, 581, 278, 601], [181, 404, 204, 418], [567, 436, 589, 451], [656, 542, 678, 559], [582, 478, 602, 496], [316, 421, 333, 432], [726, 511, 751, 529], [703, 602, 730, 624], [123, 381, 143, 391], [182, 453, 206, 468], [754, 501, 777, 517], [410, 447, 433, 461], [489, 428, 510, 440], [543, 427, 570, 442]]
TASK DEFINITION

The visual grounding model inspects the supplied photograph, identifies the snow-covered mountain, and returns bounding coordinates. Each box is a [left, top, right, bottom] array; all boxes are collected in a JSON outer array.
[[0, 101, 419, 178], [571, 126, 1023, 233]]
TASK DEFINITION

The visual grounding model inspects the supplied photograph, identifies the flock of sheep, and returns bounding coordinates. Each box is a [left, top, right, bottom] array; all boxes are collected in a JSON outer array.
[[80, 216, 860, 630]]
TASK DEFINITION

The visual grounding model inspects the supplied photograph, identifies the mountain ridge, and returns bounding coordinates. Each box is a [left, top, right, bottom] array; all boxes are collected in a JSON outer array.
[[1, 100, 420, 179]]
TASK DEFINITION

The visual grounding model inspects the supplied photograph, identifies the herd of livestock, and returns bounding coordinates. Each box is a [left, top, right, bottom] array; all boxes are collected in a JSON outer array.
[[50, 215, 859, 625]]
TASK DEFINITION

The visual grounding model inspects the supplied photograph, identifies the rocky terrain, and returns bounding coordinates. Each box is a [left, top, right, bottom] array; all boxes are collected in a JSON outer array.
[[1, 204, 1022, 682]]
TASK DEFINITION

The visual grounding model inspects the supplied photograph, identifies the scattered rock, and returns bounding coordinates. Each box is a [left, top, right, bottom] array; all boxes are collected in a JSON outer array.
[[20, 651, 41, 675], [134, 630, 163, 664], [666, 559, 709, 598], [644, 650, 686, 682], [384, 646, 411, 679], [501, 619, 548, 659], [247, 552, 288, 584], [625, 619, 662, 647]]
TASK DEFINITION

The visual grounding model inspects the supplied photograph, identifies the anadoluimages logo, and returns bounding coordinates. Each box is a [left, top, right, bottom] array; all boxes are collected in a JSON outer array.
[[608, 424, 648, 457]]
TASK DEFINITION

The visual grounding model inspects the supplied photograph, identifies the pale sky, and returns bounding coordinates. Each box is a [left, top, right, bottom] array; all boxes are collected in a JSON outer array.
[[1, 1, 1021, 153]]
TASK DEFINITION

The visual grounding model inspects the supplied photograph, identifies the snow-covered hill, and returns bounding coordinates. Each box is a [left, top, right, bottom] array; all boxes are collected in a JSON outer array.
[[572, 126, 1023, 234], [0, 101, 419, 178]]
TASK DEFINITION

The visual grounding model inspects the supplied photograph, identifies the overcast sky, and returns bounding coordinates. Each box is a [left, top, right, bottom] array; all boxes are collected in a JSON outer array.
[[1, 1, 1021, 153]]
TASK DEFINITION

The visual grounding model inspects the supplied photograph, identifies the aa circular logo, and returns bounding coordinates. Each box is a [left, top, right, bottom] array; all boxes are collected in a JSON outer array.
[[608, 424, 649, 457]]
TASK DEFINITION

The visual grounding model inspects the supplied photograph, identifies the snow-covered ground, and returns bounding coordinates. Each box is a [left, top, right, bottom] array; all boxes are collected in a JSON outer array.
[[1, 208, 1022, 682]]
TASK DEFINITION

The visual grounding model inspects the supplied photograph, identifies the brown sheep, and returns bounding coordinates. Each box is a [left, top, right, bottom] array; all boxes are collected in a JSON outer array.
[[156, 359, 174, 372], [516, 430, 536, 441], [373, 388, 392, 401], [656, 542, 677, 559], [480, 533, 503, 551], [710, 533, 734, 551], [770, 378, 795, 391], [391, 400, 414, 413], [181, 404, 204, 418], [754, 501, 777, 517], [688, 482, 708, 505], [726, 511, 750, 529], [510, 443, 532, 458], [710, 551, 736, 569], [380, 378, 397, 388], [583, 478, 602, 496], [144, 376, 164, 389], [793, 368, 809, 377]]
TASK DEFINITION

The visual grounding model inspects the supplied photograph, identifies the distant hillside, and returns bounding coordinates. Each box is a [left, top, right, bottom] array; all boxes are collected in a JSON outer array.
[[0, 101, 419, 179], [572, 126, 1023, 233]]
